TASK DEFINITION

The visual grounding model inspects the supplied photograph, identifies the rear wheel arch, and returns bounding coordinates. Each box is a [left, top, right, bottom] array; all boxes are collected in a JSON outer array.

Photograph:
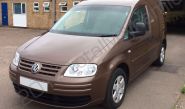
[[162, 39, 167, 49]]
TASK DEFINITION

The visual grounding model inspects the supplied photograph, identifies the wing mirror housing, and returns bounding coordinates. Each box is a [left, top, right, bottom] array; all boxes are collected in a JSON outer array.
[[129, 22, 146, 37]]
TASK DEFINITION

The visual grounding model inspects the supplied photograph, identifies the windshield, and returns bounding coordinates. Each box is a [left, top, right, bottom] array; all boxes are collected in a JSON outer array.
[[50, 5, 131, 37]]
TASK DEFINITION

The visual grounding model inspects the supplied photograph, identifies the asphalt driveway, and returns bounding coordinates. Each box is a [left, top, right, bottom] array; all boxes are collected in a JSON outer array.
[[0, 27, 184, 109]]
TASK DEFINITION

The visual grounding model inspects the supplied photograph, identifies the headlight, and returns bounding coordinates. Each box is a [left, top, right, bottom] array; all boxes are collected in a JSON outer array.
[[13, 52, 20, 66], [64, 64, 97, 77]]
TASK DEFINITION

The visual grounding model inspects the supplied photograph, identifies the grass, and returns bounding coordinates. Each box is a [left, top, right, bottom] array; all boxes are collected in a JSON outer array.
[[181, 85, 185, 94]]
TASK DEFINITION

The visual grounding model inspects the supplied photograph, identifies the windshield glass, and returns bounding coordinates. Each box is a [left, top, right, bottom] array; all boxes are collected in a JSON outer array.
[[50, 5, 131, 37]]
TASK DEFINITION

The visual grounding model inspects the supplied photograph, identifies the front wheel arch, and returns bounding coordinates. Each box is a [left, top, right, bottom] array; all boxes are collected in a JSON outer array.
[[103, 68, 128, 109], [117, 64, 130, 84]]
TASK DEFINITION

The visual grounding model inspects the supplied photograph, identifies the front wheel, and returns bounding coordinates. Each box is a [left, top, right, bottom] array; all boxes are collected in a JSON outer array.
[[104, 68, 127, 109], [154, 45, 166, 67]]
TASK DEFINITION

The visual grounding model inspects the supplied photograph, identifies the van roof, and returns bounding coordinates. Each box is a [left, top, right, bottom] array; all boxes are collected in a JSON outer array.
[[79, 0, 140, 6]]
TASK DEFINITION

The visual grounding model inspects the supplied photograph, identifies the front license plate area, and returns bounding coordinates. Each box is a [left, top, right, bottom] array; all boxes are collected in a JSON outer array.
[[20, 76, 48, 92]]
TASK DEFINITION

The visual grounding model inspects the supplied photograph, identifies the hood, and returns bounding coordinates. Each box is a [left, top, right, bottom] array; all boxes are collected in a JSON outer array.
[[19, 32, 118, 65]]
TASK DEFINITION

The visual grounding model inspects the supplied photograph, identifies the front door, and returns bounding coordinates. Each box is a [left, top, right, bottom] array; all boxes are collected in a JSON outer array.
[[126, 6, 152, 78], [1, 3, 8, 26], [13, 3, 27, 27]]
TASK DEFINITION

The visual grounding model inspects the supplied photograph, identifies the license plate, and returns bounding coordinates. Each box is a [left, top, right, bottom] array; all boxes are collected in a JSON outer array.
[[20, 76, 48, 92]]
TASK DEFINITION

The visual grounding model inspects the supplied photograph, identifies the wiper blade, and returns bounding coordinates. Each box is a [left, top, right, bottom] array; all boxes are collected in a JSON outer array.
[[97, 34, 118, 37]]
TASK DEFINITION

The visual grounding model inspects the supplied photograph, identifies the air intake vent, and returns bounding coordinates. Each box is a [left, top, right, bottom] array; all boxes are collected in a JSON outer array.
[[18, 58, 61, 76]]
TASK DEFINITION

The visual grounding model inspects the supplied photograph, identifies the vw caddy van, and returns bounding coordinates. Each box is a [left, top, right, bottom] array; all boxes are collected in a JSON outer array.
[[9, 0, 166, 109]]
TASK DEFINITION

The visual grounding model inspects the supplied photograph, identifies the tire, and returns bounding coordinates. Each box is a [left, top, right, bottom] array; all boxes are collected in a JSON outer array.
[[104, 68, 127, 109], [153, 44, 166, 67]]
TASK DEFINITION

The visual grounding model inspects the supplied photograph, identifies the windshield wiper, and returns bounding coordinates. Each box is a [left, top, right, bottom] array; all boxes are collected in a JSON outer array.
[[97, 34, 118, 37]]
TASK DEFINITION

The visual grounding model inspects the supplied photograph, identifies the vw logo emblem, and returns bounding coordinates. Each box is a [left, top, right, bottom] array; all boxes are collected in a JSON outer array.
[[31, 63, 41, 74]]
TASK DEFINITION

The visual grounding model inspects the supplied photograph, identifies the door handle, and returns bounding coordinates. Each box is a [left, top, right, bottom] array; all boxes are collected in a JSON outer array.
[[128, 50, 132, 54]]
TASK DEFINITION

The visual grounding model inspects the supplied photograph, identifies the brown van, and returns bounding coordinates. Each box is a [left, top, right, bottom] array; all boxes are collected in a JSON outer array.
[[9, 0, 166, 109]]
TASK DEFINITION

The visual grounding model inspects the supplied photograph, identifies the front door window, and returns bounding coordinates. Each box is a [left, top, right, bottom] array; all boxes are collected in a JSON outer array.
[[124, 6, 149, 40], [13, 3, 26, 14]]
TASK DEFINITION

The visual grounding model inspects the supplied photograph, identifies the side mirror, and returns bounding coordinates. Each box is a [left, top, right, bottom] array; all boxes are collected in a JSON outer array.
[[129, 22, 146, 37]]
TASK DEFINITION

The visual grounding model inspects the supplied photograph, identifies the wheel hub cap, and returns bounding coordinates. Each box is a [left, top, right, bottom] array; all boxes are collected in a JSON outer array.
[[112, 75, 125, 103], [160, 47, 165, 63]]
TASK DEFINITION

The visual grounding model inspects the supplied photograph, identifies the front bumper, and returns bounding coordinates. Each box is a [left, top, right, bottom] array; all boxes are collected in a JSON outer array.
[[9, 63, 108, 108], [13, 82, 92, 108]]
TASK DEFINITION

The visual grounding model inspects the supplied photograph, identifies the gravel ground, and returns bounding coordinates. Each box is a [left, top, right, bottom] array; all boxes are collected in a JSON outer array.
[[175, 94, 185, 109]]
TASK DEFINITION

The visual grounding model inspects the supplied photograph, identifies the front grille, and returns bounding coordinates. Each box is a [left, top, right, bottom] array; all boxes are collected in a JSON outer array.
[[18, 58, 61, 76], [13, 83, 91, 107]]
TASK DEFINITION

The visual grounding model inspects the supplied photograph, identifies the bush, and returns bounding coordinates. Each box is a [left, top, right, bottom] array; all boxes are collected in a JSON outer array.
[[181, 85, 185, 94]]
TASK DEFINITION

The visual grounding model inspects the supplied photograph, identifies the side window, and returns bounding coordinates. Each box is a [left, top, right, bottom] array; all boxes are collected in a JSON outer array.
[[130, 6, 149, 31], [124, 6, 149, 40]]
